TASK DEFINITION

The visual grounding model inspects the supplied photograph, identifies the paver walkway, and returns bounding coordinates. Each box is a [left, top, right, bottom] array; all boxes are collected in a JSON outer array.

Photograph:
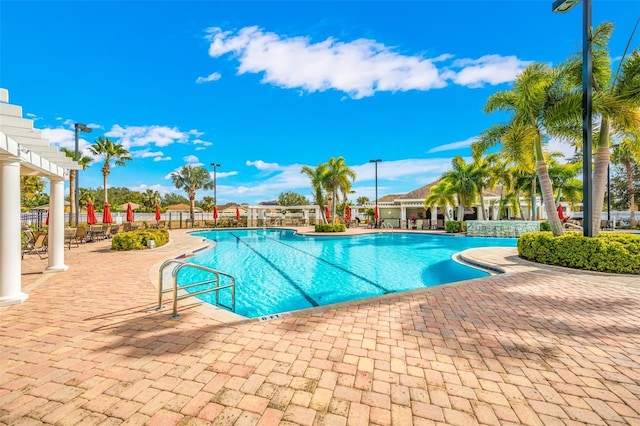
[[2, 229, 639, 425]]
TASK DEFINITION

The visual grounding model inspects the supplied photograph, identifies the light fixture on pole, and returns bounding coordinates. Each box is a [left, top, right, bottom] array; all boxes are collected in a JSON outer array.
[[552, 0, 593, 237], [369, 159, 382, 228], [211, 163, 221, 227], [73, 123, 92, 226]]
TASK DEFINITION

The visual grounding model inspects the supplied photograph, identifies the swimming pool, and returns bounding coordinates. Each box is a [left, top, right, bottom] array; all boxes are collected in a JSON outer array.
[[181, 229, 517, 318]]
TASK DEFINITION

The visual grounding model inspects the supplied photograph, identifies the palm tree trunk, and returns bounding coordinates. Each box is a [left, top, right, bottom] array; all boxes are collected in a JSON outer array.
[[103, 169, 109, 205], [478, 192, 486, 220], [69, 170, 76, 226], [625, 158, 637, 228], [591, 119, 611, 236], [537, 160, 564, 236]]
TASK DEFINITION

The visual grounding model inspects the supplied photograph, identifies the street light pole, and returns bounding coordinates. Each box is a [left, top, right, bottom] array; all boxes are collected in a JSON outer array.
[[369, 159, 381, 228], [552, 0, 593, 237], [211, 163, 221, 227], [73, 123, 92, 226]]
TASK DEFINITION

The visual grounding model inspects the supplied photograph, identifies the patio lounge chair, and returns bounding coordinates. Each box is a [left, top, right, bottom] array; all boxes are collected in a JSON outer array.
[[23, 232, 48, 259]]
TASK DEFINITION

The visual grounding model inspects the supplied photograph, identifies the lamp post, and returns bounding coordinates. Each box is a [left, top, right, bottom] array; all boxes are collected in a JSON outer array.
[[552, 0, 593, 237], [369, 159, 381, 228], [211, 163, 221, 227], [73, 123, 92, 226]]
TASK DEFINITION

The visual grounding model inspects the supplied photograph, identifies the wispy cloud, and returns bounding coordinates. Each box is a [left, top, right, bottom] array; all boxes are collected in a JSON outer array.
[[183, 155, 202, 165], [427, 137, 476, 154], [41, 127, 92, 153], [196, 72, 222, 83], [205, 26, 531, 99], [105, 124, 191, 148]]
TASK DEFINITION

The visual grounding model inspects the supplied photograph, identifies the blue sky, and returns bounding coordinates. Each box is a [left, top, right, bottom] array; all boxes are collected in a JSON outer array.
[[2, 1, 638, 205]]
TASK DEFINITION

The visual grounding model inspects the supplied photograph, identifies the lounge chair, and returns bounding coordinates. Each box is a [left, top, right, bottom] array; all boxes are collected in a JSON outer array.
[[75, 226, 88, 244], [23, 232, 48, 259], [64, 228, 79, 249]]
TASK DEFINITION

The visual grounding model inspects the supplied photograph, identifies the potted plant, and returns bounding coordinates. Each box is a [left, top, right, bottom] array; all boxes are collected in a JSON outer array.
[[410, 214, 418, 229]]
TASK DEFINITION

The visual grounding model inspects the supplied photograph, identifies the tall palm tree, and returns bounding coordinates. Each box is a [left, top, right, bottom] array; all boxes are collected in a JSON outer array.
[[470, 144, 501, 220], [423, 181, 456, 221], [439, 156, 480, 220], [612, 131, 640, 227], [301, 163, 329, 223], [323, 157, 356, 224], [562, 23, 640, 235], [482, 63, 567, 235], [60, 147, 93, 226], [170, 165, 214, 222], [88, 137, 132, 205]]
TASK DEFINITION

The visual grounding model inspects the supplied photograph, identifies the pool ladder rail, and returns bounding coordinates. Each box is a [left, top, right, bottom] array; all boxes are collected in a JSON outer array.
[[157, 259, 236, 318]]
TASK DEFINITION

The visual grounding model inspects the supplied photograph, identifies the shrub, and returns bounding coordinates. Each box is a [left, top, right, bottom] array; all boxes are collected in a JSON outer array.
[[518, 232, 640, 274], [314, 223, 346, 232], [540, 221, 551, 231], [445, 221, 465, 233], [112, 228, 169, 250]]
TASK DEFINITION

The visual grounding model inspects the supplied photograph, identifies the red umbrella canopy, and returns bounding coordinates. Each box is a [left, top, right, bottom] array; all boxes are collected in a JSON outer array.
[[126, 203, 134, 222], [45, 211, 49, 226], [325, 206, 330, 219], [557, 204, 564, 220], [102, 203, 113, 224], [87, 200, 98, 225], [213, 206, 218, 219], [374, 205, 379, 220], [345, 206, 351, 220], [155, 204, 161, 221], [235, 206, 241, 220]]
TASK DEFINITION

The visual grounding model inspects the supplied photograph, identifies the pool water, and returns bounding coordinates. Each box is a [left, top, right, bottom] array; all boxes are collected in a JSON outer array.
[[181, 229, 517, 318]]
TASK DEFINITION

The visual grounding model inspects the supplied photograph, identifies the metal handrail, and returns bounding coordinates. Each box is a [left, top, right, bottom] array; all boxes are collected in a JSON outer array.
[[158, 259, 236, 318]]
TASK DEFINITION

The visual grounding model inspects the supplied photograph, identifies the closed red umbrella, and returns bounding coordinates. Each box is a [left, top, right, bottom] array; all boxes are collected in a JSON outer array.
[[235, 206, 241, 220], [325, 206, 330, 220], [155, 204, 161, 221], [102, 203, 112, 224], [213, 206, 218, 219], [345, 205, 351, 220], [557, 204, 564, 220], [126, 203, 134, 222], [374, 205, 379, 220], [87, 200, 97, 225], [45, 211, 49, 226]]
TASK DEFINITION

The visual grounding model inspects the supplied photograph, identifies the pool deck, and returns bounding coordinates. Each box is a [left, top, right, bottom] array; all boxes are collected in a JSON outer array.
[[2, 227, 639, 425]]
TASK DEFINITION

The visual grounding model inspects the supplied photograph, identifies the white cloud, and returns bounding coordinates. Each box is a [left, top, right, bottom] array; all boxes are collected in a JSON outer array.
[[183, 155, 201, 165], [196, 72, 222, 83], [206, 26, 446, 99], [544, 136, 577, 161], [41, 127, 92, 153], [246, 159, 281, 171], [211, 171, 238, 179], [204, 26, 531, 99], [131, 148, 166, 159], [427, 137, 476, 154], [105, 124, 191, 148], [447, 55, 532, 88], [193, 139, 213, 146], [153, 156, 172, 162]]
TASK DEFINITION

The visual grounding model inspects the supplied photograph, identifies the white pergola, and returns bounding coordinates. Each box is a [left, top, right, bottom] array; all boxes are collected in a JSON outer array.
[[0, 88, 81, 306]]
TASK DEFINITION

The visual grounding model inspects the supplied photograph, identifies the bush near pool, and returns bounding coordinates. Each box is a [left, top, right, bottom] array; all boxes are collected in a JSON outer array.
[[518, 232, 640, 274], [112, 229, 169, 250], [314, 223, 347, 232]]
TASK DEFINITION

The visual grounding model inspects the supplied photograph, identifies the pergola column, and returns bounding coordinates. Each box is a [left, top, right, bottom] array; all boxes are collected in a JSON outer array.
[[431, 204, 438, 229], [45, 177, 68, 273], [0, 157, 28, 306]]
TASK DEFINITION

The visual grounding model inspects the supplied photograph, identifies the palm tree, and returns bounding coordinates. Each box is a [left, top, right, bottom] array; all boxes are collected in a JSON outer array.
[[301, 163, 329, 223], [439, 156, 480, 220], [482, 63, 567, 235], [88, 137, 132, 205], [170, 165, 214, 222], [323, 157, 356, 224], [60, 147, 93, 226], [563, 23, 640, 235], [470, 144, 501, 220], [141, 189, 161, 211], [356, 196, 370, 205], [612, 131, 640, 227], [423, 181, 456, 221]]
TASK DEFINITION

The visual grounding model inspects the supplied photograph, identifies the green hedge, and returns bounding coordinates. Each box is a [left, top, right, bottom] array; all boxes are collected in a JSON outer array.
[[314, 223, 346, 232], [518, 232, 640, 274], [445, 221, 466, 233], [112, 229, 170, 250]]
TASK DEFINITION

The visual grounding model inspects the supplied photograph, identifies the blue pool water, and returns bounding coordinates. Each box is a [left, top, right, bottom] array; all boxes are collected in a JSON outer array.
[[181, 229, 517, 318]]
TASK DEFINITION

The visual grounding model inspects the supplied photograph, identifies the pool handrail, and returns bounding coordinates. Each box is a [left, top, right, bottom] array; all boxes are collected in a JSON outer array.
[[158, 258, 236, 318]]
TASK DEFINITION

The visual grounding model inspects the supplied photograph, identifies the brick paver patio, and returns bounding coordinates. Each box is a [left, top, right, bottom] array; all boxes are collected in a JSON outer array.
[[1, 229, 639, 425]]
